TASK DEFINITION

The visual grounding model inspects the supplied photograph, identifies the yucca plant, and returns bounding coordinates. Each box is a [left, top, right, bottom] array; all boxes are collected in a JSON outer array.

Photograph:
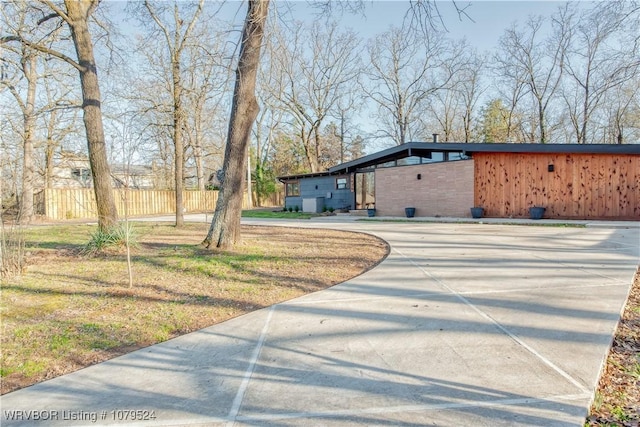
[[83, 223, 138, 256]]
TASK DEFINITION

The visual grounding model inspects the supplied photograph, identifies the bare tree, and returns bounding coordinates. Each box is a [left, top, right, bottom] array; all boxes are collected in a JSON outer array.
[[561, 1, 640, 144], [600, 78, 640, 144], [491, 34, 529, 142], [425, 47, 485, 143], [365, 24, 461, 145], [458, 51, 485, 143], [254, 82, 286, 204], [125, 50, 174, 189], [331, 83, 365, 163], [1, 42, 37, 223], [269, 20, 360, 172], [495, 11, 569, 143], [203, 0, 270, 249], [182, 33, 231, 191], [251, 13, 294, 203], [203, 0, 473, 249], [40, 71, 80, 190], [140, 0, 205, 227], [2, 0, 118, 230]]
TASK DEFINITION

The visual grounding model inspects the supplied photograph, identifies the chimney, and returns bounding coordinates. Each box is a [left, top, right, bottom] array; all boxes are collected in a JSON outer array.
[[432, 133, 439, 143]]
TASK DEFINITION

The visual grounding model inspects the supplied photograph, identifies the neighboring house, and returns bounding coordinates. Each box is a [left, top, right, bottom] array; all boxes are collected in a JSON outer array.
[[50, 151, 93, 188], [278, 142, 640, 220], [51, 151, 156, 189], [111, 164, 155, 189]]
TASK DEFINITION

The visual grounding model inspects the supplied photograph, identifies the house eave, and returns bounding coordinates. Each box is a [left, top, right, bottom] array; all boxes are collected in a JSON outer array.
[[328, 142, 640, 174], [277, 170, 340, 183]]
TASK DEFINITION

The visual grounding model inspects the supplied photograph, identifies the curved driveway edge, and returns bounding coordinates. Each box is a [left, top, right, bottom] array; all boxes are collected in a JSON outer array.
[[2, 218, 638, 426]]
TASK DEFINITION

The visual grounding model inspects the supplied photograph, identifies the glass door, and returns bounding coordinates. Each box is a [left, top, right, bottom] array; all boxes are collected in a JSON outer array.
[[355, 171, 375, 209]]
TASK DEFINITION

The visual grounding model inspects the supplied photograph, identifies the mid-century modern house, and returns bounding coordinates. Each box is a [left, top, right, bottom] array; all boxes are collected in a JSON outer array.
[[278, 142, 640, 220]]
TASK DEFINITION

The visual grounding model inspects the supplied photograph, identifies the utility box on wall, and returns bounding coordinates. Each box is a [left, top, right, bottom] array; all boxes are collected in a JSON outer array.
[[302, 197, 325, 213]]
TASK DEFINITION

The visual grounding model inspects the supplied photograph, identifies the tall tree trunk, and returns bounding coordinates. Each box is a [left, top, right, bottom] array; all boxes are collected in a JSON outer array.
[[19, 54, 36, 224], [194, 142, 205, 191], [65, 0, 117, 230], [300, 125, 319, 173], [203, 0, 269, 249], [580, 89, 589, 144], [538, 100, 546, 144], [173, 57, 184, 227], [44, 109, 59, 190]]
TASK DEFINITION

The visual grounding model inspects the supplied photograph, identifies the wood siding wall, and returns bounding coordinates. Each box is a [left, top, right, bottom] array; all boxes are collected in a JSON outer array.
[[474, 153, 640, 219], [35, 189, 283, 221]]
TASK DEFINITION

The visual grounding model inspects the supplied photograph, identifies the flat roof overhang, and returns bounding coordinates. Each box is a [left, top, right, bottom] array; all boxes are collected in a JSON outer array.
[[277, 170, 341, 183], [328, 142, 640, 174]]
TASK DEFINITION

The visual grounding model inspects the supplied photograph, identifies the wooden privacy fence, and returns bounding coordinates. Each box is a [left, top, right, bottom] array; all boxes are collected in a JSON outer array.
[[35, 189, 284, 221]]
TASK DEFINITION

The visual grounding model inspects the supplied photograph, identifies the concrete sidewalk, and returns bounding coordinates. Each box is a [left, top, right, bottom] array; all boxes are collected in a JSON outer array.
[[1, 219, 638, 426]]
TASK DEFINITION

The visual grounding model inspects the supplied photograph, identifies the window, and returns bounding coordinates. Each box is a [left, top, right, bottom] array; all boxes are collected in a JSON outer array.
[[336, 177, 347, 190], [286, 181, 300, 196], [447, 152, 470, 161], [355, 172, 375, 209], [376, 160, 396, 168], [397, 156, 421, 166], [72, 168, 91, 182], [421, 152, 444, 163]]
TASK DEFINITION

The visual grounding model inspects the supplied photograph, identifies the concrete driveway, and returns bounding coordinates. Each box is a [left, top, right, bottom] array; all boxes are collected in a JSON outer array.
[[2, 217, 638, 426]]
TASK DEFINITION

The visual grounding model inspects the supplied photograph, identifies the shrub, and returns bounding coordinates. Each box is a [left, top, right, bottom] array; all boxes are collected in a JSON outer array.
[[1, 223, 25, 278], [83, 223, 138, 256], [294, 205, 299, 212], [288, 206, 293, 212]]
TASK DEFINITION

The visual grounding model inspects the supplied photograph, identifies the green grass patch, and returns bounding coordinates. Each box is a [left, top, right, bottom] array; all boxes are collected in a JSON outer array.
[[241, 209, 317, 219], [23, 225, 94, 250]]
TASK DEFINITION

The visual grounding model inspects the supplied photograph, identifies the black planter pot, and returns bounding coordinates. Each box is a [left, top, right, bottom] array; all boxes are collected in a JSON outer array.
[[470, 207, 484, 219], [529, 206, 545, 220], [405, 207, 416, 218], [367, 208, 376, 217]]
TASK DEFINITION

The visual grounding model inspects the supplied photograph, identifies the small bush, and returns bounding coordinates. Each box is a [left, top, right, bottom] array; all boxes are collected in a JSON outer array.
[[328, 207, 335, 213], [1, 223, 26, 278], [83, 223, 138, 256], [288, 206, 293, 212], [294, 205, 299, 212]]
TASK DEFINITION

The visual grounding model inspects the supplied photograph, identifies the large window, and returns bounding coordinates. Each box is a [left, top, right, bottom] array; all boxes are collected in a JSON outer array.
[[286, 181, 300, 196], [448, 152, 470, 161], [377, 160, 396, 168], [421, 152, 444, 163], [397, 156, 421, 166], [355, 171, 375, 209], [336, 177, 348, 189]]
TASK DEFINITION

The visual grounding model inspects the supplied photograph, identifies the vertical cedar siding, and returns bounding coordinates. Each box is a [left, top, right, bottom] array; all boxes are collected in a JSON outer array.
[[474, 152, 640, 219]]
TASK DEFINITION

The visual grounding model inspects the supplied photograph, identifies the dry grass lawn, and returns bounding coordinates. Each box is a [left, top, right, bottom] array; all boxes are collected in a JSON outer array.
[[1, 222, 388, 394], [587, 269, 640, 426]]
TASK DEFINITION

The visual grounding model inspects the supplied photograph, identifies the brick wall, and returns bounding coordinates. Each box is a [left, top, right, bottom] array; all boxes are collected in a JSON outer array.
[[375, 160, 475, 217]]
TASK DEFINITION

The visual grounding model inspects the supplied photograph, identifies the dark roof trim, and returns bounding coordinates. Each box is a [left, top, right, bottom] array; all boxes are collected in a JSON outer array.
[[278, 170, 339, 182], [328, 142, 640, 174]]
